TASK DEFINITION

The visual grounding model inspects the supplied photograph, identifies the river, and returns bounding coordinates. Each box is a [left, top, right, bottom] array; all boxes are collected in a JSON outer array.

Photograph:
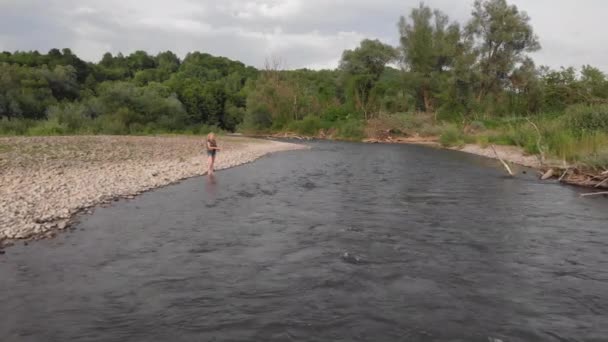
[[1, 141, 607, 341]]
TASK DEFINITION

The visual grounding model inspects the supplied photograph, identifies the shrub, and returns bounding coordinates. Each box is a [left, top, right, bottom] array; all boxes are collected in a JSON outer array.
[[565, 104, 608, 136], [286, 115, 330, 136], [336, 119, 364, 140], [26, 119, 66, 136], [0, 118, 36, 135], [91, 114, 129, 135], [469, 120, 486, 132], [239, 105, 272, 133], [439, 124, 465, 147], [47, 103, 93, 133], [581, 149, 608, 170], [321, 105, 350, 122], [476, 135, 490, 148]]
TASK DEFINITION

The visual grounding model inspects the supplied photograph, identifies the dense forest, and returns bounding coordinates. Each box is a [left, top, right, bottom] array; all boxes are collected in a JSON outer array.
[[1, 0, 607, 166]]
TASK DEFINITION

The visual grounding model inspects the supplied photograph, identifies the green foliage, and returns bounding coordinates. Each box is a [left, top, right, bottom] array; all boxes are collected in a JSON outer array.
[[286, 116, 331, 136], [439, 124, 465, 147], [240, 105, 273, 133], [321, 105, 350, 122], [564, 104, 608, 135], [0, 117, 36, 135], [398, 4, 463, 112], [26, 119, 67, 136], [468, 0, 540, 99], [47, 103, 93, 132], [340, 39, 398, 118], [335, 119, 365, 140]]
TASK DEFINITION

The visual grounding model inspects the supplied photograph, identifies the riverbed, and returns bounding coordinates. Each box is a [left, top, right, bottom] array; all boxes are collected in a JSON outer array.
[[1, 141, 606, 341]]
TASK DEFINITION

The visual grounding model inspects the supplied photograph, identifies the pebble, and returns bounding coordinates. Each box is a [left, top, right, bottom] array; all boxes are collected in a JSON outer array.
[[0, 136, 307, 241]]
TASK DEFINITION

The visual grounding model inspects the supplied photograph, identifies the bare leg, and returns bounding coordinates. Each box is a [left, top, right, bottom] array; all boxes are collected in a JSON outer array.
[[209, 154, 216, 175], [207, 155, 213, 175]]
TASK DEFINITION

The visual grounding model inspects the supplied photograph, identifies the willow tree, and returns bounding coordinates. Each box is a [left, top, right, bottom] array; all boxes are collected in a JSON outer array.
[[398, 3, 462, 113], [339, 39, 398, 119], [467, 0, 540, 104]]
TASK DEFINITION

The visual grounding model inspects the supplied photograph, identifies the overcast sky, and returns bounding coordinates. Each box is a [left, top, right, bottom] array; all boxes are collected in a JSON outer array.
[[1, 0, 607, 71]]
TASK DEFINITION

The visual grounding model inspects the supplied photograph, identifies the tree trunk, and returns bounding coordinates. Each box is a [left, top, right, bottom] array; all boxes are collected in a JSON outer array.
[[422, 88, 433, 113]]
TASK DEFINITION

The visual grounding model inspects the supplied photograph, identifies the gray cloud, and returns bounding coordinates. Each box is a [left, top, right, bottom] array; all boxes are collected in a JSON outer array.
[[1, 0, 607, 71]]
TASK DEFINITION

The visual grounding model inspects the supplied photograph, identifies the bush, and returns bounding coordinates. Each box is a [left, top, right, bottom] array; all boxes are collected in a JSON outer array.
[[286, 116, 330, 136], [27, 120, 67, 135], [565, 104, 608, 135], [47, 103, 93, 133], [469, 120, 486, 132], [321, 105, 350, 122], [581, 149, 608, 170], [476, 135, 490, 148], [91, 114, 128, 135], [439, 124, 464, 147], [336, 119, 364, 140], [369, 112, 439, 137], [0, 118, 36, 135], [239, 105, 272, 133], [185, 124, 222, 135]]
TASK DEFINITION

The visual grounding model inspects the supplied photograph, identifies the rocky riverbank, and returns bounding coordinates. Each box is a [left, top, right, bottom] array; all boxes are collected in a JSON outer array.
[[0, 136, 306, 244]]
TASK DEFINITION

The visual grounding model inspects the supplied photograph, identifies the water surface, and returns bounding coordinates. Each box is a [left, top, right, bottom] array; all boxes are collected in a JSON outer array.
[[1, 141, 607, 342]]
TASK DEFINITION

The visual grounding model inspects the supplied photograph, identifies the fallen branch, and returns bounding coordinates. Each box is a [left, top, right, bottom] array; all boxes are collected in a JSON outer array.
[[541, 169, 555, 180], [490, 144, 514, 176], [558, 168, 571, 182], [580, 192, 608, 197], [595, 177, 608, 188]]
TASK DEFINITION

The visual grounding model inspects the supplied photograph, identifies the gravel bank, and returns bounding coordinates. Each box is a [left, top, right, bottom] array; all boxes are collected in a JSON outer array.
[[455, 144, 541, 168], [0, 136, 306, 242]]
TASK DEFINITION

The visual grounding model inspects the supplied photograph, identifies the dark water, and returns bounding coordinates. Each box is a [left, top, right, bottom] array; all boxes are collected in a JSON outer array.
[[1, 141, 607, 342]]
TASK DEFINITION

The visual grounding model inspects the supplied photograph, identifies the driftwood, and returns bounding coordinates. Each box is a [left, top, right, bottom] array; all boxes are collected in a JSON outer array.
[[595, 177, 608, 188], [541, 169, 555, 180], [490, 144, 514, 176], [580, 192, 608, 197], [558, 168, 571, 182]]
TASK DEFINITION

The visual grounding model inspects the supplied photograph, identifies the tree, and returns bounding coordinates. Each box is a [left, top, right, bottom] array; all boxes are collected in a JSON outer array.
[[340, 39, 398, 118], [580, 65, 608, 100], [508, 57, 543, 114], [42, 65, 80, 100], [467, 0, 540, 101], [156, 51, 180, 73], [398, 3, 462, 112], [127, 51, 156, 72], [541, 67, 583, 111]]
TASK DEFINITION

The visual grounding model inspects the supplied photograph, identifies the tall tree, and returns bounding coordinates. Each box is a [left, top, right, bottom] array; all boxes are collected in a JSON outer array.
[[467, 0, 540, 101], [340, 39, 397, 119], [398, 3, 462, 112]]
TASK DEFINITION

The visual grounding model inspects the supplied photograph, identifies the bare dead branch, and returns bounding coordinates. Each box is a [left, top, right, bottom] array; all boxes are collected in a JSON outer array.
[[580, 192, 608, 197], [491, 144, 514, 176], [525, 118, 545, 166]]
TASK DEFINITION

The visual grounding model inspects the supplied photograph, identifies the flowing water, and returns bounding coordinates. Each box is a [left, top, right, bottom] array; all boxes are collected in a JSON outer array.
[[1, 141, 607, 342]]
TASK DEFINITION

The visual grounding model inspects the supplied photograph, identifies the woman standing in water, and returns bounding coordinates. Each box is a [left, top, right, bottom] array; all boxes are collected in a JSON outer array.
[[206, 132, 220, 175]]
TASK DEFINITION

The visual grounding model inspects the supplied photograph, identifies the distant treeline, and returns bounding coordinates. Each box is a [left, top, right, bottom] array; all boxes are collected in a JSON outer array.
[[1, 0, 608, 138]]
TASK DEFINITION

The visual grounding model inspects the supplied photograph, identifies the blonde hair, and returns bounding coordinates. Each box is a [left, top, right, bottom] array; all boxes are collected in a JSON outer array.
[[207, 132, 216, 141]]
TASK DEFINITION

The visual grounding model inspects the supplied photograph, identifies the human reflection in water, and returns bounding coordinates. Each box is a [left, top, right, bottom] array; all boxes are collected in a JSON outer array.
[[205, 173, 218, 199]]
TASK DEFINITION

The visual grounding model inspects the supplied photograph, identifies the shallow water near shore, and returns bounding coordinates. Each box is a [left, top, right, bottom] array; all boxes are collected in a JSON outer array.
[[1, 140, 607, 342]]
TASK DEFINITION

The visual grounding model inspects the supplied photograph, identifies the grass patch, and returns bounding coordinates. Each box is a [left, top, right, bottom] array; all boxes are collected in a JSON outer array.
[[368, 112, 439, 137], [335, 119, 365, 140], [439, 124, 465, 147]]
